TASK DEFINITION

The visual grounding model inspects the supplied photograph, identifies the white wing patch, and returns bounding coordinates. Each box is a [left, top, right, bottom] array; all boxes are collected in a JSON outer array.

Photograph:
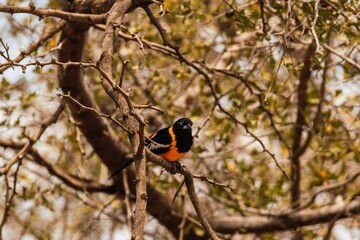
[[146, 141, 170, 150]]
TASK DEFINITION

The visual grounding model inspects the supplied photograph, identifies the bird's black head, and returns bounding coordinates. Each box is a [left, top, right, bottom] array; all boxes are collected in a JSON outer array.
[[172, 118, 193, 153], [173, 118, 193, 135]]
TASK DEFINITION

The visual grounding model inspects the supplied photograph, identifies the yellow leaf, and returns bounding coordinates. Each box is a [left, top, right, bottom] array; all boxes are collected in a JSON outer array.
[[282, 147, 289, 156], [225, 161, 236, 172], [47, 38, 56, 49], [319, 170, 327, 178], [163, 0, 170, 10], [325, 125, 332, 134]]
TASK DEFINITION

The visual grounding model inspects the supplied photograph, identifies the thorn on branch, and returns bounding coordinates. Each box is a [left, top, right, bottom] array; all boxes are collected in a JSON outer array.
[[193, 174, 234, 192], [29, 4, 36, 12], [139, 193, 148, 200], [118, 54, 128, 87]]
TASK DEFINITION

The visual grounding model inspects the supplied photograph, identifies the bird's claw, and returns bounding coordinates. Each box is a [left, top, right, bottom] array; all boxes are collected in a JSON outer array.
[[170, 162, 183, 174]]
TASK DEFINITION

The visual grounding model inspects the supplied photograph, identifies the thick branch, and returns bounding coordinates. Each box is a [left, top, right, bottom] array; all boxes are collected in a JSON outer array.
[[210, 198, 360, 234], [290, 43, 316, 208], [183, 169, 219, 240]]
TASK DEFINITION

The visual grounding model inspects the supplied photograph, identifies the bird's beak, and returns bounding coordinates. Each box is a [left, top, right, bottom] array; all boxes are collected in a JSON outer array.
[[183, 123, 192, 130]]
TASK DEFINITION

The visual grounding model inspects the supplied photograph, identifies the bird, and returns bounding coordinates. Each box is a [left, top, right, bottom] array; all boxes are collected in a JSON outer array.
[[108, 118, 193, 179]]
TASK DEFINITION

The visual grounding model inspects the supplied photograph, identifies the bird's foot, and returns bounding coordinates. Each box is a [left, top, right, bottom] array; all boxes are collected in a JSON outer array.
[[170, 162, 183, 174]]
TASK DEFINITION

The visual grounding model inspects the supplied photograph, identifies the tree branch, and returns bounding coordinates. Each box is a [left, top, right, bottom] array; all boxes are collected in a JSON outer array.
[[210, 198, 360, 234], [144, 6, 289, 180], [290, 43, 316, 208], [310, 0, 321, 53], [0, 99, 66, 176], [182, 169, 220, 240], [323, 43, 360, 71], [145, 150, 219, 239], [0, 20, 67, 74], [0, 139, 116, 193], [0, 4, 107, 23], [98, 1, 148, 239]]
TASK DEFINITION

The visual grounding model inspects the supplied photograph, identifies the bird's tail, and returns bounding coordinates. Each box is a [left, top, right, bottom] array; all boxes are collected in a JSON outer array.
[[108, 159, 134, 180]]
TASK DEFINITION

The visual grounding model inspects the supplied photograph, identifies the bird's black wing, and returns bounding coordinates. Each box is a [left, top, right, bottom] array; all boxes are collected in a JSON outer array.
[[146, 127, 172, 155], [108, 127, 173, 180]]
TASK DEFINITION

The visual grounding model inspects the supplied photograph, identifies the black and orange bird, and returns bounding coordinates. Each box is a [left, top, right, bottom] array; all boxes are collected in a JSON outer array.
[[108, 118, 193, 179]]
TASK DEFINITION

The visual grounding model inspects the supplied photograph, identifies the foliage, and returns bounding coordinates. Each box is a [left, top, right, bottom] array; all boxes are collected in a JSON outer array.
[[0, 0, 359, 239]]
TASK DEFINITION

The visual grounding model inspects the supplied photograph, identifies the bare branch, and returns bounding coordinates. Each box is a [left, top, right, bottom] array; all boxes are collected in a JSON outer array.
[[282, 171, 360, 215], [0, 100, 66, 176], [310, 0, 321, 53], [0, 20, 67, 74], [145, 149, 219, 239], [0, 139, 116, 193], [0, 174, 11, 237], [210, 198, 360, 234], [133, 103, 166, 114], [257, 0, 267, 34], [99, 1, 147, 239], [193, 112, 212, 139], [144, 6, 289, 180], [0, 4, 107, 23], [182, 168, 220, 240], [290, 43, 316, 208], [58, 93, 131, 133], [193, 174, 234, 192], [122, 170, 134, 232], [323, 43, 360, 71]]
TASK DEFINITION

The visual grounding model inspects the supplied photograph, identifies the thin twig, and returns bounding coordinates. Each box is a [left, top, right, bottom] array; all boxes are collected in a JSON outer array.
[[144, 6, 288, 180], [120, 25, 146, 55], [257, 0, 267, 34], [172, 180, 185, 204], [264, 56, 283, 103], [0, 20, 67, 74], [193, 112, 212, 139], [133, 104, 166, 114], [193, 174, 234, 192], [69, 190, 124, 223], [0, 99, 66, 176], [118, 54, 129, 87], [323, 43, 360, 71], [95, 195, 119, 220], [0, 139, 116, 193], [0, 38, 11, 62], [279, 170, 360, 215], [58, 93, 130, 133], [310, 0, 321, 53]]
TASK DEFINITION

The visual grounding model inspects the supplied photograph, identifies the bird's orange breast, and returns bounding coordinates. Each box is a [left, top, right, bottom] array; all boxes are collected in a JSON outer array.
[[158, 148, 187, 162], [157, 127, 188, 162]]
